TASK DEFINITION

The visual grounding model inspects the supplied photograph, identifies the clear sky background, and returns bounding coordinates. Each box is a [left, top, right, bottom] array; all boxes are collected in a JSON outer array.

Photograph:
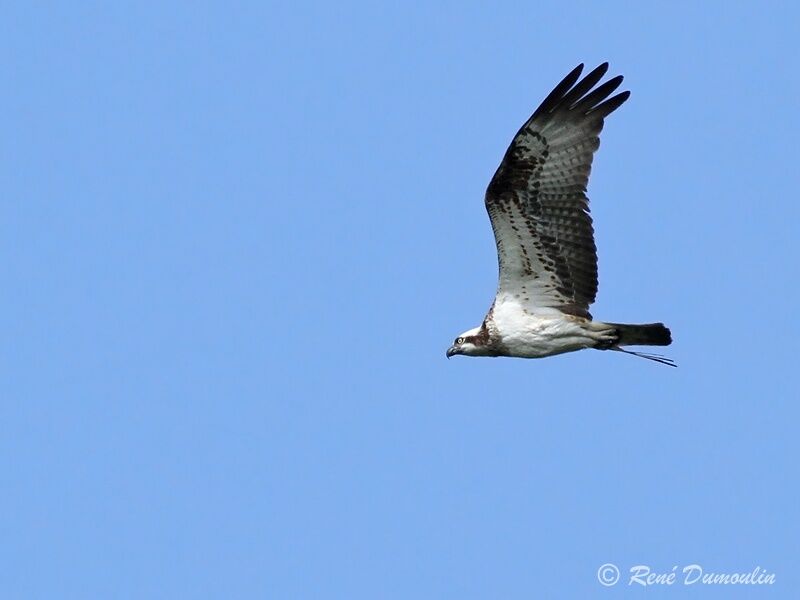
[[2, 2, 799, 598]]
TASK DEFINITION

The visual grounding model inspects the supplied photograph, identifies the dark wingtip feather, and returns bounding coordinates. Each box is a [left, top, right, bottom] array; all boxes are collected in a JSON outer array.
[[530, 63, 631, 124], [559, 63, 611, 108], [589, 90, 630, 119], [573, 75, 625, 113], [531, 64, 584, 120], [591, 62, 610, 77]]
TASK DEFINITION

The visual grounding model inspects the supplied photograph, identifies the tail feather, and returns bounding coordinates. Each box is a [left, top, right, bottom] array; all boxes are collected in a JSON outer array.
[[602, 322, 675, 367], [608, 322, 672, 347]]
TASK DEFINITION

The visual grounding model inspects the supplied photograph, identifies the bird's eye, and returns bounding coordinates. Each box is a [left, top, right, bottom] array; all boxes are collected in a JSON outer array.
[[456, 337, 465, 345]]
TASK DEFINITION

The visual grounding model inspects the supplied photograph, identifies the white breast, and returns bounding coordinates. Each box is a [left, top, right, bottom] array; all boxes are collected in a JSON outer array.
[[491, 295, 595, 358]]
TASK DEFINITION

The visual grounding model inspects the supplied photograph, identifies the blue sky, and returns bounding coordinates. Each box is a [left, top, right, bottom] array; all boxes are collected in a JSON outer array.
[[2, 1, 799, 598]]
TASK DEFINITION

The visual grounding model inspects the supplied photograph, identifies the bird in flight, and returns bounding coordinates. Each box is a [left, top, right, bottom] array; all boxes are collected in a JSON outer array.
[[447, 63, 674, 366]]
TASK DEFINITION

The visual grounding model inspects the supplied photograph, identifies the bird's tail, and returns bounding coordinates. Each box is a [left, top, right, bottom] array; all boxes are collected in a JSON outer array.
[[605, 322, 675, 367], [608, 322, 672, 347]]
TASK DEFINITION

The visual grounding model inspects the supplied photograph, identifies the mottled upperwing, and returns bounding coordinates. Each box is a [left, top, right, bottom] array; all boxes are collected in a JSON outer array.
[[485, 63, 629, 319]]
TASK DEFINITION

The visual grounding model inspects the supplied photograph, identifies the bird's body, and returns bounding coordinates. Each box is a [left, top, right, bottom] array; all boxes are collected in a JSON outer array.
[[447, 63, 674, 366], [491, 302, 614, 358], [452, 300, 618, 359]]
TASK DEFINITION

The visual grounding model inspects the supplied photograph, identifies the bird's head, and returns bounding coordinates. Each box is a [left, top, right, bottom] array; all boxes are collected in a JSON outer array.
[[446, 326, 487, 358]]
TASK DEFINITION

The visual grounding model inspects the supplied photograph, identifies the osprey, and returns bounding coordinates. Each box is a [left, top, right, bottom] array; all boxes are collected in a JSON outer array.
[[447, 63, 674, 366]]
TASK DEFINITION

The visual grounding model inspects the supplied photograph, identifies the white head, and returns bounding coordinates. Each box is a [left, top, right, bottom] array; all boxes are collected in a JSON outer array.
[[446, 326, 490, 358]]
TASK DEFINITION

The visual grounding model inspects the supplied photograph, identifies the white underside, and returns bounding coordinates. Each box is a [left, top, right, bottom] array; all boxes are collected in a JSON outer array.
[[491, 296, 614, 358]]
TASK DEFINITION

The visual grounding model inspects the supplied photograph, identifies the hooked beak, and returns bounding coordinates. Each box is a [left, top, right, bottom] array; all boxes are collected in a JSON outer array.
[[446, 346, 458, 359]]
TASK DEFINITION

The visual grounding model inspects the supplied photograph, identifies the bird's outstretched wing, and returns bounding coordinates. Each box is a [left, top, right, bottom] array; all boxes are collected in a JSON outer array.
[[485, 63, 629, 319]]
